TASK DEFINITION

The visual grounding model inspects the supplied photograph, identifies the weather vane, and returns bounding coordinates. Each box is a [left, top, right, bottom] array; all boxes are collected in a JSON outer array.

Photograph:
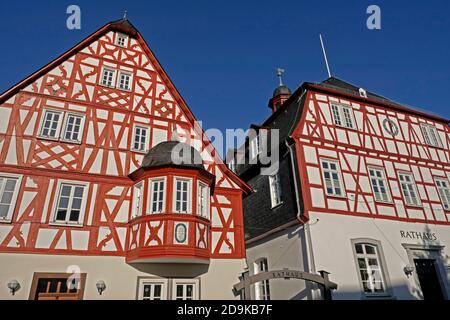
[[276, 68, 285, 87], [123, 10, 128, 20]]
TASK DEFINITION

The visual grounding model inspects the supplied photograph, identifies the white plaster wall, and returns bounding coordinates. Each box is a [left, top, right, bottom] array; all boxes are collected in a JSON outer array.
[[308, 211, 450, 300], [0, 254, 245, 300], [245, 225, 312, 300]]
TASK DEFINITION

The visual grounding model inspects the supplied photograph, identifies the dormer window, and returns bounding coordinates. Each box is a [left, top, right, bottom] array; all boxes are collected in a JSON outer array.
[[116, 33, 128, 47], [250, 136, 260, 159], [359, 88, 368, 98]]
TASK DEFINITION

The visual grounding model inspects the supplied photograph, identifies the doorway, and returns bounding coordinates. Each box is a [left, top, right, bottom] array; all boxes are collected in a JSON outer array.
[[414, 259, 444, 300]]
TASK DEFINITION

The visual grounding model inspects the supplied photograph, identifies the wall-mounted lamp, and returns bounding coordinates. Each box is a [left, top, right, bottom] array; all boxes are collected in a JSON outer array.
[[7, 280, 20, 296], [96, 280, 106, 295], [404, 265, 415, 277]]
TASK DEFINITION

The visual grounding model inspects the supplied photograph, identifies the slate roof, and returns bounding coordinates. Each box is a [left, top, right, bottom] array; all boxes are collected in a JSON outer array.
[[142, 141, 205, 170]]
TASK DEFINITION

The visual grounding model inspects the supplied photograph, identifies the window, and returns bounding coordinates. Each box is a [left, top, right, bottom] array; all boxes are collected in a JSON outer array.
[[250, 136, 260, 159], [100, 68, 115, 87], [149, 179, 165, 213], [172, 280, 199, 300], [421, 124, 442, 148], [138, 279, 167, 300], [399, 172, 421, 206], [254, 258, 270, 300], [132, 182, 144, 218], [331, 103, 355, 129], [368, 168, 391, 202], [132, 126, 149, 152], [435, 178, 450, 211], [197, 182, 210, 218], [320, 159, 345, 197], [29, 273, 87, 300], [39, 109, 63, 139], [118, 72, 132, 91], [353, 242, 388, 296], [116, 33, 128, 47], [174, 178, 191, 213], [269, 173, 282, 207], [61, 113, 85, 143], [53, 183, 86, 225], [0, 175, 21, 222]]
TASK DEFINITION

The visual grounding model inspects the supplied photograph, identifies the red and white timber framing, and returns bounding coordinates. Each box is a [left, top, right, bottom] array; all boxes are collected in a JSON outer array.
[[293, 85, 450, 225], [0, 20, 250, 258]]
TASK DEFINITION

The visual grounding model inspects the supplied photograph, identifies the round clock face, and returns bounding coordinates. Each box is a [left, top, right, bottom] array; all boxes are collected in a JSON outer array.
[[383, 118, 399, 136]]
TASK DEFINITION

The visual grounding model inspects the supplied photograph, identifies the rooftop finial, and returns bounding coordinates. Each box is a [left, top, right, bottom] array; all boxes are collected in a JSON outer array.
[[123, 10, 128, 20], [276, 68, 285, 87]]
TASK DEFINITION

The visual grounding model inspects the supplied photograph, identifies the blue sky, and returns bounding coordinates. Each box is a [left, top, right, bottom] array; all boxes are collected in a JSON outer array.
[[1, 1, 450, 154]]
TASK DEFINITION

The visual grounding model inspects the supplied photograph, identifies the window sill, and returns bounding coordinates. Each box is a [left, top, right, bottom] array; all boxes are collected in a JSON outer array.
[[404, 204, 423, 209], [38, 135, 60, 142], [271, 202, 284, 210], [49, 222, 84, 228], [325, 194, 347, 200], [0, 219, 12, 224], [60, 139, 82, 145], [118, 87, 132, 92], [98, 83, 116, 89], [373, 199, 394, 205], [132, 149, 148, 154]]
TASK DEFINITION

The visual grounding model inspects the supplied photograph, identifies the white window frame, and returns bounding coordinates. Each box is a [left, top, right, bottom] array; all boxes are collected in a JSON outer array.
[[118, 71, 133, 91], [320, 159, 346, 197], [269, 173, 283, 208], [51, 180, 89, 226], [149, 177, 166, 214], [0, 173, 23, 223], [197, 181, 210, 218], [172, 279, 199, 300], [254, 258, 270, 300], [250, 136, 260, 159], [368, 167, 392, 203], [38, 109, 64, 140], [115, 33, 129, 48], [435, 177, 450, 211], [60, 112, 86, 144], [137, 278, 168, 300], [100, 67, 116, 87], [398, 172, 422, 207], [351, 239, 392, 298], [132, 181, 144, 219], [132, 125, 149, 153], [420, 124, 442, 148], [173, 177, 192, 214], [330, 103, 356, 129]]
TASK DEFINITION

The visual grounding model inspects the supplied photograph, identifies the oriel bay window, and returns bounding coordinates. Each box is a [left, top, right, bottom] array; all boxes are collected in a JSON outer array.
[[197, 181, 210, 218], [132, 182, 144, 218], [149, 178, 165, 213], [174, 178, 191, 213], [52, 182, 87, 225]]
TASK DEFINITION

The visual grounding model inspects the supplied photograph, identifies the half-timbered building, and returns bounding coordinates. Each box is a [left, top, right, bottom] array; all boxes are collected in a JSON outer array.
[[233, 76, 450, 300], [0, 18, 251, 300]]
